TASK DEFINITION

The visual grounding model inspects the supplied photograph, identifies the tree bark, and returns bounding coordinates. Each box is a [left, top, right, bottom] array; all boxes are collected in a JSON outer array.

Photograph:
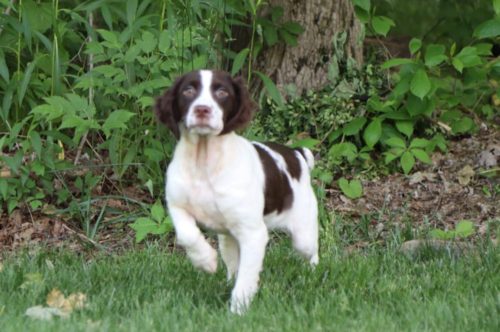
[[255, 0, 363, 95]]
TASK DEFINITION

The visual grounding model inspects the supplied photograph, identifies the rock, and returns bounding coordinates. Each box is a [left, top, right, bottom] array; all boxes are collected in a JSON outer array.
[[400, 239, 474, 258], [477, 144, 500, 168]]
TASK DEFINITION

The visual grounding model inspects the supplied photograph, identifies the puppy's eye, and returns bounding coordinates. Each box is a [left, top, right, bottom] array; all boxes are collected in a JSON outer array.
[[215, 88, 229, 99], [182, 86, 196, 98]]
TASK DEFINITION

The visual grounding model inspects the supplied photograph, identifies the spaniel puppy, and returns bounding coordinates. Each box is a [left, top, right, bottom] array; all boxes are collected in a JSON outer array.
[[155, 70, 319, 314]]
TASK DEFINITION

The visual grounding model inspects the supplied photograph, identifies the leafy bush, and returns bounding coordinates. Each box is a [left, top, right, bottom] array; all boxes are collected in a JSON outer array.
[[0, 0, 302, 224]]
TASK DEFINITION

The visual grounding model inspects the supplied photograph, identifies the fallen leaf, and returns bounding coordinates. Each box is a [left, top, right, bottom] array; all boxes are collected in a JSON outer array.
[[67, 292, 87, 310], [409, 171, 436, 185], [25, 305, 68, 320], [457, 165, 475, 186], [46, 289, 67, 310], [0, 167, 11, 178], [47, 288, 87, 313], [57, 140, 65, 160]]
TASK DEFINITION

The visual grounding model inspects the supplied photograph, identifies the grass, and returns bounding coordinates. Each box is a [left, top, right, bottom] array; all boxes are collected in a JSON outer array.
[[0, 227, 498, 332]]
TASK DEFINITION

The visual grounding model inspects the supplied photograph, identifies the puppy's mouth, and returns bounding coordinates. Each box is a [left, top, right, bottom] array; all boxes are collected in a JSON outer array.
[[187, 121, 214, 129]]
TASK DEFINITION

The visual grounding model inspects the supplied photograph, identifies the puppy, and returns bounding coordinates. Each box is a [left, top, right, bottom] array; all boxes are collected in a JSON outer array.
[[155, 70, 319, 314]]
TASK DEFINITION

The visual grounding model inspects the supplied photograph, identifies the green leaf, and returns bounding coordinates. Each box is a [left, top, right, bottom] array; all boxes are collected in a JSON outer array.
[[139, 31, 157, 53], [409, 38, 422, 55], [384, 151, 401, 164], [29, 131, 42, 157], [31, 161, 45, 176], [495, 0, 500, 15], [425, 44, 447, 67], [451, 117, 474, 134], [353, 0, 370, 11], [430, 229, 455, 240], [263, 26, 278, 46], [411, 148, 432, 164], [432, 133, 447, 152], [0, 51, 10, 82], [473, 18, 500, 39], [452, 58, 464, 73], [363, 118, 382, 148], [328, 128, 343, 143], [343, 117, 367, 136], [254, 71, 284, 107], [59, 115, 86, 130], [102, 110, 135, 137], [126, 0, 138, 25], [455, 220, 475, 238], [385, 136, 406, 149], [338, 178, 363, 199], [395, 121, 414, 138], [18, 61, 37, 105], [290, 138, 319, 149], [151, 202, 166, 222], [231, 48, 250, 76], [282, 22, 305, 35], [158, 30, 171, 53], [400, 151, 415, 174], [145, 179, 154, 197], [354, 7, 369, 23], [371, 16, 395, 37], [129, 217, 169, 243], [410, 69, 431, 99], [97, 29, 120, 49], [454, 47, 482, 68], [474, 43, 493, 56], [328, 142, 358, 162], [271, 6, 284, 22], [279, 30, 298, 46], [409, 138, 430, 149]]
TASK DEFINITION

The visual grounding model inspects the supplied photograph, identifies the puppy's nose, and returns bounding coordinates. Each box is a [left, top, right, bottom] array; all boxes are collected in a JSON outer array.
[[194, 105, 211, 117]]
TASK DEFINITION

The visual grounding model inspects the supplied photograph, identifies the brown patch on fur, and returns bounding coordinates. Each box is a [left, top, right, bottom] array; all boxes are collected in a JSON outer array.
[[155, 71, 202, 139], [220, 76, 257, 135], [253, 143, 293, 215], [262, 142, 302, 180]]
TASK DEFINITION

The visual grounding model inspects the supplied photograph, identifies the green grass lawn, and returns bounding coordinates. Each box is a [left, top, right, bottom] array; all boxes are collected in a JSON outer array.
[[0, 234, 498, 332]]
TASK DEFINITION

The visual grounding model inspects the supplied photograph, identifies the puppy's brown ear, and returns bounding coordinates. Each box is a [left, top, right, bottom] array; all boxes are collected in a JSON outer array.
[[155, 78, 183, 139], [221, 76, 257, 134]]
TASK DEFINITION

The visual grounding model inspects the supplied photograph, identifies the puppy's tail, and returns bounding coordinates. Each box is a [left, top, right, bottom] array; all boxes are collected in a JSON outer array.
[[296, 147, 315, 170]]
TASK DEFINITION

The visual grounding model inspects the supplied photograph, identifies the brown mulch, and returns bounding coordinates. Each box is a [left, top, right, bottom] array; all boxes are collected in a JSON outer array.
[[328, 128, 499, 232]]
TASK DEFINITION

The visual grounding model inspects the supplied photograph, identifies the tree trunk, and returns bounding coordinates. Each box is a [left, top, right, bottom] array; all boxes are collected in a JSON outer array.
[[255, 0, 363, 95]]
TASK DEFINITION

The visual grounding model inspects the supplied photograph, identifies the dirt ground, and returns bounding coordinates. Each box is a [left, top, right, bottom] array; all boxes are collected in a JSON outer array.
[[1, 128, 498, 251], [328, 127, 499, 233]]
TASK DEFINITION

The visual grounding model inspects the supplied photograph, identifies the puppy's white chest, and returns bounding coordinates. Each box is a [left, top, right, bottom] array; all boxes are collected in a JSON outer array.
[[173, 175, 228, 232]]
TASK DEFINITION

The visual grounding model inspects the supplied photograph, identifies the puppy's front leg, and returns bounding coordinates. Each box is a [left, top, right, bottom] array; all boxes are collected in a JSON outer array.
[[168, 205, 218, 273], [230, 223, 269, 314]]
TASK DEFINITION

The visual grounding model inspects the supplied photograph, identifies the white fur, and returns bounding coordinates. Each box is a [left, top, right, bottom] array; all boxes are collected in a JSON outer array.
[[165, 71, 319, 314], [184, 70, 224, 136]]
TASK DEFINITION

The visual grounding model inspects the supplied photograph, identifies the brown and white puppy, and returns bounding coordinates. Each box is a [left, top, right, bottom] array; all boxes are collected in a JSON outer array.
[[155, 70, 318, 314]]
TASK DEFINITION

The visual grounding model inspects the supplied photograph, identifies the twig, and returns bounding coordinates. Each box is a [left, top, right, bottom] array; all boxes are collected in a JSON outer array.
[[74, 132, 88, 166]]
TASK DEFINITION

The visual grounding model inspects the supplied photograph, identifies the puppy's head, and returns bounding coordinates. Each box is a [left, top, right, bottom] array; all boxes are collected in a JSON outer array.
[[155, 70, 256, 139]]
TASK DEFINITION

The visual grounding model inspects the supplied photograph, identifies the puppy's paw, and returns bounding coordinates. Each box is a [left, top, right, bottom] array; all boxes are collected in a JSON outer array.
[[230, 295, 249, 315], [188, 243, 218, 274], [229, 286, 257, 315]]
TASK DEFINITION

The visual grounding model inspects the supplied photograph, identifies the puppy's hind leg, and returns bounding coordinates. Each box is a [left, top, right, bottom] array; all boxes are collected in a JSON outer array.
[[218, 234, 239, 281], [289, 196, 319, 266]]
